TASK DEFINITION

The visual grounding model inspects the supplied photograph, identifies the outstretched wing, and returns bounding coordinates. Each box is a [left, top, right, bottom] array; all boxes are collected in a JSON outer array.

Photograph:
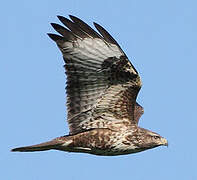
[[48, 15, 142, 134]]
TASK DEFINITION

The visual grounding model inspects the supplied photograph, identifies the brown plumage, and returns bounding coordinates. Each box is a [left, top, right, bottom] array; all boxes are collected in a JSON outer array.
[[11, 15, 168, 156]]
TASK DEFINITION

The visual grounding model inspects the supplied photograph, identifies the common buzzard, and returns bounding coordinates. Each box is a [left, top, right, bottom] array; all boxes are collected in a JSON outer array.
[[12, 15, 168, 156]]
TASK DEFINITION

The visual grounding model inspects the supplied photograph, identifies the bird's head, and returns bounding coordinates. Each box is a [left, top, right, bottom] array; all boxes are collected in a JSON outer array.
[[138, 128, 168, 149], [126, 127, 168, 151]]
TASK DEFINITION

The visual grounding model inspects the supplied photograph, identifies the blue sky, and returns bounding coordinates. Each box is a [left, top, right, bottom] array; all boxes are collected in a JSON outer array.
[[1, 0, 197, 179]]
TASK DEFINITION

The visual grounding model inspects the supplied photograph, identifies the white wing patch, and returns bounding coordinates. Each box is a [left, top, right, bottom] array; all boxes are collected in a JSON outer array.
[[61, 38, 123, 61]]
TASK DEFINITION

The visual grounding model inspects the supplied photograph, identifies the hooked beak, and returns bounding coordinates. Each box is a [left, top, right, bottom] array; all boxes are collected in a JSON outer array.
[[160, 137, 168, 147]]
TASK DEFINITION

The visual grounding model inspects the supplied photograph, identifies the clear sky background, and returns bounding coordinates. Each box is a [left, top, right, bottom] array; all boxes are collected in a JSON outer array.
[[1, 0, 196, 179]]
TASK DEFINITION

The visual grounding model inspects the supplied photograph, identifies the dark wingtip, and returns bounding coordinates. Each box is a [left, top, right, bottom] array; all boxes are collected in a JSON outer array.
[[47, 33, 63, 41], [57, 15, 66, 22], [50, 23, 59, 29], [68, 14, 75, 19], [57, 15, 63, 19], [93, 22, 99, 29], [69, 15, 79, 22], [93, 22, 123, 50]]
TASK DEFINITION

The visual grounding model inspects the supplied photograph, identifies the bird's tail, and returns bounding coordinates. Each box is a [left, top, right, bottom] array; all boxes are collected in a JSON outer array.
[[11, 137, 70, 152]]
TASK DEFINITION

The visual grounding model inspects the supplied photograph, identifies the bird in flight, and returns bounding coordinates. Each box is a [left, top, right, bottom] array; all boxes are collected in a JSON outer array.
[[12, 15, 168, 156]]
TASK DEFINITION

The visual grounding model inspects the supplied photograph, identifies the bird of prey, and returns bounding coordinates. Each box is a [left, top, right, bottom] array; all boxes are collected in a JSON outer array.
[[11, 15, 168, 156]]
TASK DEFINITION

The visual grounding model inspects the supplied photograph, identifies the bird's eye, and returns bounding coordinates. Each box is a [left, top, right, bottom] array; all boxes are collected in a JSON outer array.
[[153, 136, 160, 139]]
